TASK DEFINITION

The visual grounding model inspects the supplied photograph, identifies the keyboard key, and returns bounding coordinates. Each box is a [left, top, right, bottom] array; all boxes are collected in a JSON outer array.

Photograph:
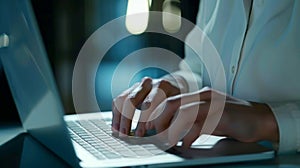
[[66, 119, 164, 160]]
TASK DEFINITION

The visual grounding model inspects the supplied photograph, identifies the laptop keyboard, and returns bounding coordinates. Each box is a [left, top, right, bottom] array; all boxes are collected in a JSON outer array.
[[66, 119, 164, 160]]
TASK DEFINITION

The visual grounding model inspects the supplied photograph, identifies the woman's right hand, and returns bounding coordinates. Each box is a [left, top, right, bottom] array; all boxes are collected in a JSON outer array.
[[111, 77, 182, 137]]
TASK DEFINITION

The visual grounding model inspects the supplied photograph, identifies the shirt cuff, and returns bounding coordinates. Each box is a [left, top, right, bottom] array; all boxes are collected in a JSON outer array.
[[267, 102, 300, 154]]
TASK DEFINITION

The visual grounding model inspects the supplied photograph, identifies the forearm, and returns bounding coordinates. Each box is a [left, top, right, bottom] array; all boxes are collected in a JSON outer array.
[[215, 102, 279, 145], [256, 103, 279, 142]]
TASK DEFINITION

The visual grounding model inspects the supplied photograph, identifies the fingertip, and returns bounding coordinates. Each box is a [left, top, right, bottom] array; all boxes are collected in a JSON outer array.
[[142, 76, 152, 82], [119, 127, 128, 137], [182, 140, 192, 149], [168, 138, 179, 147], [112, 123, 120, 131]]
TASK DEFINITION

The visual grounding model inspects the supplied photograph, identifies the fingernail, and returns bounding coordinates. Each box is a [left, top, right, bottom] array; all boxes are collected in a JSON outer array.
[[141, 101, 151, 110]]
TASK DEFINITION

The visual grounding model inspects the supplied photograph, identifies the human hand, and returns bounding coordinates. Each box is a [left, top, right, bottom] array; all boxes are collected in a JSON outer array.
[[112, 77, 183, 136], [146, 87, 279, 148]]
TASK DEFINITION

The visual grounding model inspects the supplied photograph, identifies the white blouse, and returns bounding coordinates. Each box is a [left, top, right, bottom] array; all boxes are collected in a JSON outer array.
[[176, 0, 300, 153]]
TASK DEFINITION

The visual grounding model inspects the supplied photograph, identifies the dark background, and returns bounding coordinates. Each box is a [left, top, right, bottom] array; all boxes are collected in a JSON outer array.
[[0, 0, 199, 121]]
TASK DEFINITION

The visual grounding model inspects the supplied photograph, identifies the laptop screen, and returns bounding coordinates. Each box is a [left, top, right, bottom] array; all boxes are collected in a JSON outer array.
[[0, 58, 20, 124], [0, 0, 78, 166]]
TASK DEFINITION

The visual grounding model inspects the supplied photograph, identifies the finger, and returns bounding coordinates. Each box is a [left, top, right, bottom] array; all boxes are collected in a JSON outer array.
[[153, 79, 180, 97], [172, 89, 226, 136], [148, 91, 203, 133], [180, 101, 212, 148], [119, 96, 136, 135], [135, 79, 181, 136], [141, 87, 168, 122], [112, 101, 121, 132], [149, 97, 181, 134], [147, 88, 218, 136], [119, 77, 152, 135], [145, 121, 155, 130], [167, 102, 200, 146], [182, 124, 202, 148], [112, 83, 139, 132], [141, 79, 179, 112], [128, 77, 153, 109], [135, 87, 167, 136]]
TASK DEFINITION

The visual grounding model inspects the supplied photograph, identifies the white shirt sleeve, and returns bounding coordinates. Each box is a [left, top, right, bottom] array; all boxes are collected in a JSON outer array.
[[268, 102, 300, 154], [163, 23, 205, 93], [176, 0, 300, 154]]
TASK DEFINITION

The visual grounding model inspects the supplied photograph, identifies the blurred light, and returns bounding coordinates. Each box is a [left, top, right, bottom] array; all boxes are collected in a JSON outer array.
[[162, 0, 181, 33], [126, 0, 149, 35], [0, 33, 9, 48], [148, 0, 152, 7]]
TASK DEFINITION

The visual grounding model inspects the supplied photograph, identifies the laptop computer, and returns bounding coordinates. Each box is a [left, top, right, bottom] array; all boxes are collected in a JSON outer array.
[[0, 0, 274, 167]]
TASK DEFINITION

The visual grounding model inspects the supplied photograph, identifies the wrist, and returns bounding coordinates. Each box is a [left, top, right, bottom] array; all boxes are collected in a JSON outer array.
[[222, 102, 280, 143], [257, 104, 279, 142]]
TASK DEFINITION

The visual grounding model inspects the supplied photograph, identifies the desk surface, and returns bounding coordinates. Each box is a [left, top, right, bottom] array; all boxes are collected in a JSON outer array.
[[0, 131, 299, 168], [0, 133, 70, 168], [0, 123, 24, 146]]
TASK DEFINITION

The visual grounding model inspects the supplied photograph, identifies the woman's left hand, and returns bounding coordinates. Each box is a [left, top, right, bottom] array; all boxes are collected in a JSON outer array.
[[146, 87, 279, 148]]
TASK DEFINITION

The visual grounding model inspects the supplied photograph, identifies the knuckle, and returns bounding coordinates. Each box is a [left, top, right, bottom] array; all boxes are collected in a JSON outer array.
[[124, 96, 133, 104], [156, 79, 172, 94], [112, 97, 119, 104], [113, 96, 126, 108], [118, 94, 128, 101], [202, 87, 213, 94], [112, 98, 117, 107], [141, 77, 153, 85], [165, 97, 180, 108], [202, 86, 211, 91], [114, 94, 127, 104], [158, 79, 170, 88], [126, 96, 139, 108], [142, 76, 152, 81], [157, 79, 180, 96]]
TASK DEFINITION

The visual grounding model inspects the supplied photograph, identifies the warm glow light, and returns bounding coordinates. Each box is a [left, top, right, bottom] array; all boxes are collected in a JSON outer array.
[[126, 0, 149, 35], [162, 0, 181, 33], [148, 0, 152, 7]]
